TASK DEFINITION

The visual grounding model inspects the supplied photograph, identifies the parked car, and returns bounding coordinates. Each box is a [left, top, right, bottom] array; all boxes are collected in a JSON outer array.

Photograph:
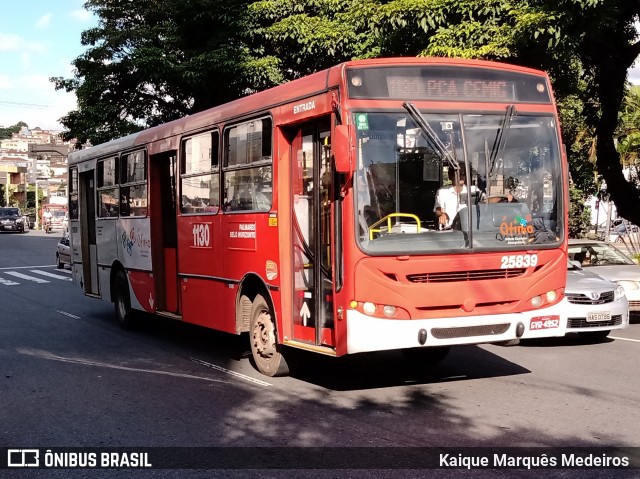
[[595, 219, 639, 243], [568, 239, 640, 313], [520, 261, 629, 341], [0, 207, 27, 233], [56, 233, 71, 269]]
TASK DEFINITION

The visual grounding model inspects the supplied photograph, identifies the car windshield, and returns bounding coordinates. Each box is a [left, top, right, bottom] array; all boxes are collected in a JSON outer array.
[[0, 208, 20, 217], [568, 243, 635, 266], [354, 110, 564, 254]]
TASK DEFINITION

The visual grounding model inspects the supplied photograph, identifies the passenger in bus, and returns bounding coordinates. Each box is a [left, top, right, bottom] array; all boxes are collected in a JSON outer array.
[[434, 168, 467, 229]]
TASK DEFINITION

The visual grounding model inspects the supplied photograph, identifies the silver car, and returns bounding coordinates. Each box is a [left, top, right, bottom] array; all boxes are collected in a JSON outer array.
[[56, 233, 71, 269], [520, 261, 629, 341], [568, 239, 640, 313], [564, 261, 629, 340]]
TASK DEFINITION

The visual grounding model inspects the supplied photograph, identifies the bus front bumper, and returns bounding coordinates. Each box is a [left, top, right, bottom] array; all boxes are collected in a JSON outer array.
[[346, 306, 566, 354]]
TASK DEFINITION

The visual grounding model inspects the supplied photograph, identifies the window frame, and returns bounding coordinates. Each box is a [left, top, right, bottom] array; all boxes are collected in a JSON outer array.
[[119, 149, 148, 218], [222, 116, 273, 213], [96, 157, 120, 219], [180, 129, 221, 215]]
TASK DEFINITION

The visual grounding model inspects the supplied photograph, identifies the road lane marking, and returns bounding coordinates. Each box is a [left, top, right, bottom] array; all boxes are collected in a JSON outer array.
[[31, 270, 73, 281], [190, 357, 271, 387], [610, 336, 640, 343], [56, 310, 81, 319], [0, 277, 19, 286], [16, 348, 233, 384], [4, 271, 49, 283], [0, 265, 56, 270]]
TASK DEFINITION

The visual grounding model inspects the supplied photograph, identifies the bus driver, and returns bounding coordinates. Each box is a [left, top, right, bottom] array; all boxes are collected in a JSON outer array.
[[434, 168, 467, 229]]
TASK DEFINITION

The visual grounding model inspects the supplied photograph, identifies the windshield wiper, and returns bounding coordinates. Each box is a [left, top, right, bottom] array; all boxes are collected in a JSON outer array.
[[403, 102, 459, 171], [487, 104, 516, 178]]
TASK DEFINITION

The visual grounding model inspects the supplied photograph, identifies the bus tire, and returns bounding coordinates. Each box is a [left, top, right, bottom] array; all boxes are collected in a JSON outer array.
[[249, 294, 289, 377], [114, 270, 137, 330], [401, 346, 451, 365]]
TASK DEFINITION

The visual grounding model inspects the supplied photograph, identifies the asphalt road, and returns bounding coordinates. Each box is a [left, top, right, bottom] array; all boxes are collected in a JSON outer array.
[[1, 230, 639, 479]]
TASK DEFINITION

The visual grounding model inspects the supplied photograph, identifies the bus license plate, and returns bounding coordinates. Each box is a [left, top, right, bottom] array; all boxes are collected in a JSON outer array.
[[587, 311, 611, 322], [529, 315, 560, 330]]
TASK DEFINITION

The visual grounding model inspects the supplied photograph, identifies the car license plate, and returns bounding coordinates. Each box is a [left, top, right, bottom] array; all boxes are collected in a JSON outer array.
[[587, 311, 611, 322]]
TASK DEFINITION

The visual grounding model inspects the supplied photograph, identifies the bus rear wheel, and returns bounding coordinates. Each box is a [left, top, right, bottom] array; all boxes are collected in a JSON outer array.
[[114, 270, 137, 330], [249, 294, 289, 377]]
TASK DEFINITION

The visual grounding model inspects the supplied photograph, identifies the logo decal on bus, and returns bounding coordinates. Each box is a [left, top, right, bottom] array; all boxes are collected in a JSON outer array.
[[121, 227, 151, 256], [498, 215, 534, 245], [266, 260, 278, 280]]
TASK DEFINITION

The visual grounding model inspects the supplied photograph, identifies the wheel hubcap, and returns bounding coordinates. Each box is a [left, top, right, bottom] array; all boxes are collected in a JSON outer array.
[[253, 311, 276, 360]]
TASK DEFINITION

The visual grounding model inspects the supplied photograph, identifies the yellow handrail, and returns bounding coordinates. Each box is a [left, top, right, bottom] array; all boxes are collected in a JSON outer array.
[[369, 213, 421, 240]]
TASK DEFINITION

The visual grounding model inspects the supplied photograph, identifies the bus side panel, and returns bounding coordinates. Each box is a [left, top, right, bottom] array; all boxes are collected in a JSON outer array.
[[176, 214, 231, 331], [96, 219, 117, 297], [222, 214, 280, 321]]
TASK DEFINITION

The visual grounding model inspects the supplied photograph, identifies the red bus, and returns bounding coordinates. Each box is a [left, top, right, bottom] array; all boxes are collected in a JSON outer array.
[[68, 57, 568, 376]]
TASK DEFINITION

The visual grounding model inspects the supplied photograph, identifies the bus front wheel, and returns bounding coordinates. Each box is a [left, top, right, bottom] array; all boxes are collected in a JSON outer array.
[[114, 271, 137, 330], [249, 294, 289, 377]]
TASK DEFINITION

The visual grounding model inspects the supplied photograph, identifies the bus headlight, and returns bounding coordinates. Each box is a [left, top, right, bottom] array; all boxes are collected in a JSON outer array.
[[363, 302, 376, 315], [382, 305, 396, 317], [530, 296, 543, 308], [546, 290, 557, 302]]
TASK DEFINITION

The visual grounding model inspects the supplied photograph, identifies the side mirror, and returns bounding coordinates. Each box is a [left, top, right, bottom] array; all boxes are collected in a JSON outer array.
[[569, 260, 582, 269], [333, 124, 354, 173]]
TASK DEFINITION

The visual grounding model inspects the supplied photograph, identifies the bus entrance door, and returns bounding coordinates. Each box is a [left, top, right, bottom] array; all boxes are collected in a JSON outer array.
[[149, 152, 179, 314], [290, 119, 335, 347], [79, 170, 99, 295]]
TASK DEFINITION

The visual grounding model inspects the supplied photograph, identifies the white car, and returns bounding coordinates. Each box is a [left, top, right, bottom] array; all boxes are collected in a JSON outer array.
[[569, 239, 640, 314], [520, 262, 629, 341], [563, 261, 629, 340]]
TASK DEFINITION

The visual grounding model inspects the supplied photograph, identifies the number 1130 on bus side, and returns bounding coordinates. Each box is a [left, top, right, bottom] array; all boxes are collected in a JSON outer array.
[[67, 56, 568, 376]]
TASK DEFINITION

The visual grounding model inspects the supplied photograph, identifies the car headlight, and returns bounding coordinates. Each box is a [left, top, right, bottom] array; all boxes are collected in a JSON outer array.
[[615, 285, 626, 300], [616, 280, 639, 291]]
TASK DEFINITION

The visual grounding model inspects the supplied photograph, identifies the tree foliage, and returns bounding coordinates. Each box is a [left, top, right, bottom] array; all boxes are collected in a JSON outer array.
[[568, 186, 592, 238], [55, 0, 640, 226], [0, 121, 28, 140], [52, 0, 283, 145]]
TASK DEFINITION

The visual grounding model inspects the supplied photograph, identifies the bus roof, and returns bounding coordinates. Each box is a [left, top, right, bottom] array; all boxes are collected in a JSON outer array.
[[68, 57, 549, 165]]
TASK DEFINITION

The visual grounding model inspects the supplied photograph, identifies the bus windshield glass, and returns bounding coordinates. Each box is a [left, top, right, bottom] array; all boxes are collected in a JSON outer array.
[[354, 110, 563, 254]]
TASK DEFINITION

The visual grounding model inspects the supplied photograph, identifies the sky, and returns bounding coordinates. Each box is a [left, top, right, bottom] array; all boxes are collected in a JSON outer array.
[[0, 0, 97, 131], [0, 5, 638, 132]]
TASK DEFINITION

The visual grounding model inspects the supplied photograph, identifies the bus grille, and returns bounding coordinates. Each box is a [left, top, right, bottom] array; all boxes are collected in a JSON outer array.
[[431, 323, 510, 339], [407, 268, 525, 283], [566, 291, 614, 305], [567, 315, 623, 328]]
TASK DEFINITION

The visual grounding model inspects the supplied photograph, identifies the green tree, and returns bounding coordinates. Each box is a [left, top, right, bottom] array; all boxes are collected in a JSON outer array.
[[52, 0, 283, 145], [0, 121, 28, 140], [55, 0, 640, 230]]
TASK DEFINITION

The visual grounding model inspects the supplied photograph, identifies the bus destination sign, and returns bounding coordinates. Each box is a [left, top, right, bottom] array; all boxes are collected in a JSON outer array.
[[387, 77, 514, 101], [347, 66, 551, 103]]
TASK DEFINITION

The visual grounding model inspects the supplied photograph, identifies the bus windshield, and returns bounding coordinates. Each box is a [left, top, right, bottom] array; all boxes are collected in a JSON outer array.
[[354, 110, 563, 254]]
